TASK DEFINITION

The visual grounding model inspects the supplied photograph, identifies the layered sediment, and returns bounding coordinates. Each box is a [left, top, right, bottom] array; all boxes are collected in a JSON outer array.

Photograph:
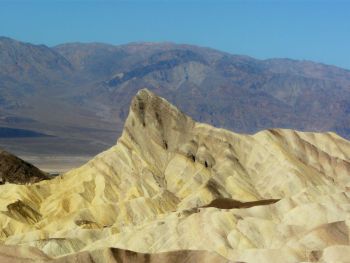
[[0, 89, 350, 262]]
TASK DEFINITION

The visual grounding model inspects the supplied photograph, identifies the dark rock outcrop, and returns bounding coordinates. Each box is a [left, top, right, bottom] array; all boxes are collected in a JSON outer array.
[[0, 150, 49, 184]]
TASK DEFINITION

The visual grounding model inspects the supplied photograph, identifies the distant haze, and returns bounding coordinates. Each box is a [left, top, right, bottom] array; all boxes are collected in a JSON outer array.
[[1, 37, 350, 159], [0, 0, 349, 69]]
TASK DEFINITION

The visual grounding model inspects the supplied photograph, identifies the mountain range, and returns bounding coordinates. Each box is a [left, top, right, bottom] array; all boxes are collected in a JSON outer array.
[[1, 36, 350, 157]]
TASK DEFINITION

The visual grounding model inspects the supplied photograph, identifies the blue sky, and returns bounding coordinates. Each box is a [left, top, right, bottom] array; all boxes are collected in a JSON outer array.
[[1, 0, 350, 69]]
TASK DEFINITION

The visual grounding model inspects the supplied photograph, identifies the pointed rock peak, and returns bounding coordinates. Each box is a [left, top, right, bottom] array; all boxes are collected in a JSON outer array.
[[135, 88, 154, 98], [130, 88, 186, 125], [127, 88, 192, 127], [123, 88, 194, 152]]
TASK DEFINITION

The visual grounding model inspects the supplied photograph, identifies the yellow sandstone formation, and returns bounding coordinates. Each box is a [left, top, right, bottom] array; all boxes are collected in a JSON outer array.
[[0, 89, 350, 262]]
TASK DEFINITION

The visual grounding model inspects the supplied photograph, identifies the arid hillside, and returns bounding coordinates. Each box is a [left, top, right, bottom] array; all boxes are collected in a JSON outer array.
[[0, 89, 350, 262]]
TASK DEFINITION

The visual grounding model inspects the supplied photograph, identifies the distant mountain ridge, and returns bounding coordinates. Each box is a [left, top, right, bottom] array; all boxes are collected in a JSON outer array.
[[1, 36, 350, 155]]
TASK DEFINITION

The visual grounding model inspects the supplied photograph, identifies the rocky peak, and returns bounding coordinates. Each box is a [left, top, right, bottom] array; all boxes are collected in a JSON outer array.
[[123, 89, 194, 151]]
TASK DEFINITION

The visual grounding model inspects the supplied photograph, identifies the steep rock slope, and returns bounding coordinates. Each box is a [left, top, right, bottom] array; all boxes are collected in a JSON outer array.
[[0, 89, 350, 262], [0, 149, 49, 184]]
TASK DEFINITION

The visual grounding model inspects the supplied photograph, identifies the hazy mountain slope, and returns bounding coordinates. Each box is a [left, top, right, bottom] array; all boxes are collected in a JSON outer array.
[[51, 41, 350, 136], [2, 37, 350, 158], [0, 38, 118, 156], [0, 37, 73, 107], [0, 90, 350, 262]]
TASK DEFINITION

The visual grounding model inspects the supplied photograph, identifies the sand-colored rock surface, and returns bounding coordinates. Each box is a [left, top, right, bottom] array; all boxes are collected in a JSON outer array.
[[1, 89, 350, 262], [0, 245, 230, 263]]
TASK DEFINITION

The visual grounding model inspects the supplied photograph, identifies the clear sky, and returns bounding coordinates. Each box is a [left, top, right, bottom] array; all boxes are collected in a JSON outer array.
[[0, 0, 349, 69]]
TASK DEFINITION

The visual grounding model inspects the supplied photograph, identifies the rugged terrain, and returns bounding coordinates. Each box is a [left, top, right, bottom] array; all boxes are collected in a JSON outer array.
[[0, 89, 350, 262], [0, 149, 49, 184], [1, 37, 350, 160]]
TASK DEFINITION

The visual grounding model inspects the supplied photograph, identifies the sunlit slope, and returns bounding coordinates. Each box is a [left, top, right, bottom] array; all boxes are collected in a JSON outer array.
[[0, 89, 350, 262], [0, 245, 230, 263]]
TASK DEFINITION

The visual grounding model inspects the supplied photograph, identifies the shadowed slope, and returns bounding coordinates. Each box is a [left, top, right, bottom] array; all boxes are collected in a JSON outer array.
[[0, 150, 49, 184], [202, 198, 280, 209]]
